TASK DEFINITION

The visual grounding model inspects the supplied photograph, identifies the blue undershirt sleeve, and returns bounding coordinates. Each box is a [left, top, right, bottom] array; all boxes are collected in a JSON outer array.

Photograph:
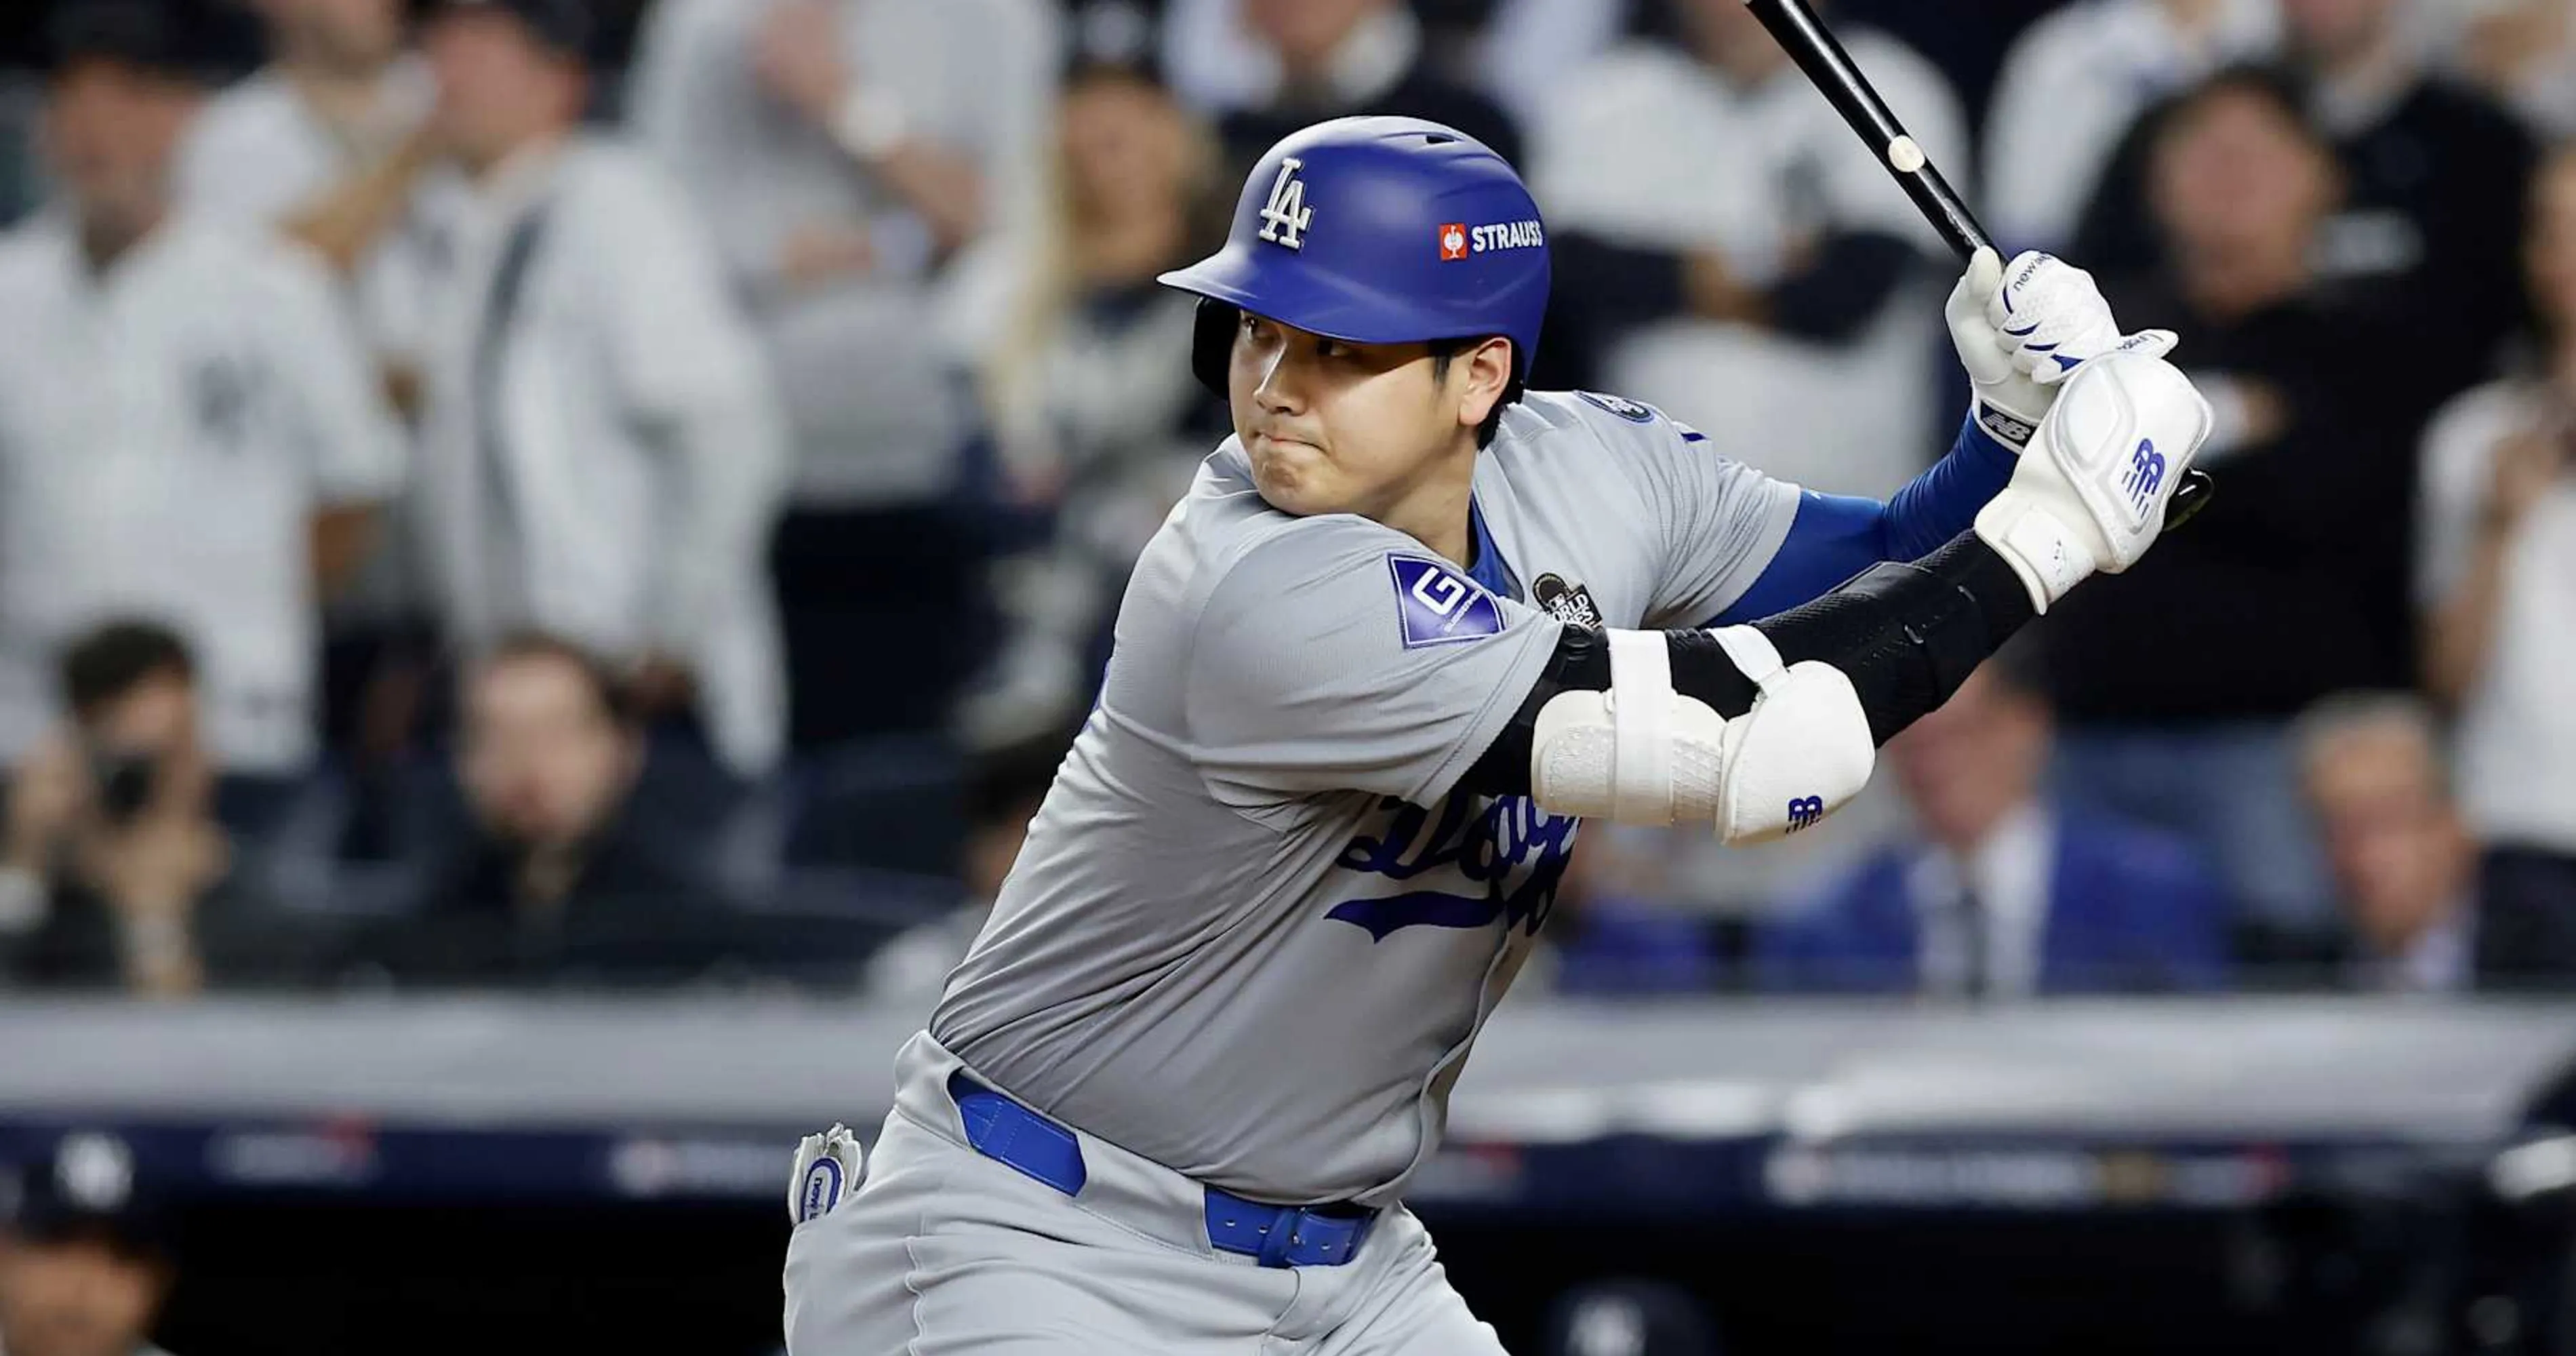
[[1709, 413, 2019, 626]]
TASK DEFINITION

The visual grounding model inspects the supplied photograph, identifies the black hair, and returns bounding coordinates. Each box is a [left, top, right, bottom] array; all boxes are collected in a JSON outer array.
[[2151, 63, 2335, 163], [477, 631, 639, 727], [44, 0, 228, 85], [57, 620, 193, 721]]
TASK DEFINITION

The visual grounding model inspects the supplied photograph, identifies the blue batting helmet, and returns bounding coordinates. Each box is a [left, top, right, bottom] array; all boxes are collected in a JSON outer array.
[[1159, 117, 1551, 399]]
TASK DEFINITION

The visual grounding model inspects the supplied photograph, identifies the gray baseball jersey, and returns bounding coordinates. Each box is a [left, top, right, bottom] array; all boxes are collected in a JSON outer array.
[[930, 389, 1800, 1208]]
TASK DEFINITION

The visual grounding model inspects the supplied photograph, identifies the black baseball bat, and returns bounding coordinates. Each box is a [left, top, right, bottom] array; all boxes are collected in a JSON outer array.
[[1740, 0, 2214, 528]]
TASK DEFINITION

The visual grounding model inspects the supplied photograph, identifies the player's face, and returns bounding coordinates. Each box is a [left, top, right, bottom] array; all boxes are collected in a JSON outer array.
[[0, 1237, 165, 1356], [1227, 313, 1507, 522], [43, 62, 199, 241], [2527, 151, 2576, 336]]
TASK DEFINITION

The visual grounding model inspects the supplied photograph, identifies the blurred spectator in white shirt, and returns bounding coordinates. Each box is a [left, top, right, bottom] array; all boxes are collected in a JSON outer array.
[[2293, 694, 2480, 994], [0, 1, 403, 810], [1474, 0, 1630, 131], [177, 0, 443, 389], [1984, 0, 2280, 254], [411, 0, 789, 780], [627, 0, 1057, 752], [2416, 142, 2576, 982], [177, 0, 462, 831], [1529, 0, 1967, 496], [1165, 0, 1523, 178], [963, 52, 1228, 748]]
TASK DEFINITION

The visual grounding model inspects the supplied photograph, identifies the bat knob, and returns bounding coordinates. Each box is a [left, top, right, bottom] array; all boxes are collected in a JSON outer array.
[[2163, 469, 2217, 532]]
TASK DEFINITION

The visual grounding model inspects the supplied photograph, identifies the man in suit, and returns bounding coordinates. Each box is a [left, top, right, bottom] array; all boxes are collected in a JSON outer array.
[[1755, 641, 2231, 997], [2294, 694, 2481, 994]]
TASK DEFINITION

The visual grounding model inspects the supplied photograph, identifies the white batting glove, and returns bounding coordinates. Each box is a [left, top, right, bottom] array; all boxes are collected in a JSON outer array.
[[1950, 250, 2179, 450], [1947, 248, 2052, 448], [1973, 352, 2213, 613], [1990, 250, 2175, 386]]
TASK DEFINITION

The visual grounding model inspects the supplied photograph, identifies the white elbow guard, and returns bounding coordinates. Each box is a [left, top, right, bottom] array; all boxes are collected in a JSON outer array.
[[1527, 627, 1876, 844], [1531, 630, 1730, 825], [1706, 627, 1875, 845]]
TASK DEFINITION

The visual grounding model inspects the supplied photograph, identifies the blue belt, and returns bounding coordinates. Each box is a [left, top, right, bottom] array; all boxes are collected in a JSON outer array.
[[947, 1071, 1375, 1269]]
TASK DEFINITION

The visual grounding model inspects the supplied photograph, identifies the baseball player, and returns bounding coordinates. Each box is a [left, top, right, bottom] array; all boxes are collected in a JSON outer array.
[[785, 117, 2212, 1353]]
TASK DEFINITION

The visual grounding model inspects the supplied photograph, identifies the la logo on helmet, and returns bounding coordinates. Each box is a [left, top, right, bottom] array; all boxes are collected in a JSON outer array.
[[1257, 157, 1314, 250], [1438, 222, 1469, 261]]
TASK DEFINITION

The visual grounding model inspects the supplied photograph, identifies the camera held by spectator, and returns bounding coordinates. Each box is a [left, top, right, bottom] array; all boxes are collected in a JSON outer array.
[[0, 624, 231, 999]]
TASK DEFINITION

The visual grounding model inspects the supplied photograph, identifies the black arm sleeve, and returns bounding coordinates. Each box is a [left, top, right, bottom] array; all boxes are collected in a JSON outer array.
[[1455, 531, 2035, 800]]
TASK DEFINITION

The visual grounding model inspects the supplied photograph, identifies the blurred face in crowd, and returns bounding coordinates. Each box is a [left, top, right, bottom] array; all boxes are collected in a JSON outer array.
[[1229, 316, 1511, 522], [424, 12, 584, 174], [1062, 72, 1200, 228], [1889, 666, 2051, 852], [0, 1235, 167, 1356], [1243, 0, 1386, 75], [2281, 0, 2405, 64], [461, 650, 639, 852], [1672, 0, 1788, 78], [253, 0, 408, 76], [43, 58, 199, 252], [2527, 148, 2576, 342], [2303, 717, 2472, 957], [2150, 83, 2341, 274]]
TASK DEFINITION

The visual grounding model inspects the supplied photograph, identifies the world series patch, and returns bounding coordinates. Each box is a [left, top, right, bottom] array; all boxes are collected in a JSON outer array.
[[1532, 574, 1603, 630], [1389, 555, 1505, 649]]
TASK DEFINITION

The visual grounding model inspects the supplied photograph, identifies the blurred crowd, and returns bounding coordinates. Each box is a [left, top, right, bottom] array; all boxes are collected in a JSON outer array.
[[0, 0, 2566, 1003]]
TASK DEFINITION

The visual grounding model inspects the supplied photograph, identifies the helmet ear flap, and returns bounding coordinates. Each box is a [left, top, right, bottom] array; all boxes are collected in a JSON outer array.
[[1190, 300, 1236, 398]]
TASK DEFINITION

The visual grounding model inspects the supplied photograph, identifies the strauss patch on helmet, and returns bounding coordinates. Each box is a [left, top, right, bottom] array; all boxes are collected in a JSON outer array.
[[1470, 220, 1546, 254]]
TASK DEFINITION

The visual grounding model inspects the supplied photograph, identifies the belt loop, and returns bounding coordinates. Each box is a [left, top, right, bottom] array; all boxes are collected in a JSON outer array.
[[1254, 1205, 1300, 1269]]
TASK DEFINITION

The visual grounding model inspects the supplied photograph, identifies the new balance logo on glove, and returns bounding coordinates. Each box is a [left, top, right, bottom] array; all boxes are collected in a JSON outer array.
[[2122, 439, 2167, 517]]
